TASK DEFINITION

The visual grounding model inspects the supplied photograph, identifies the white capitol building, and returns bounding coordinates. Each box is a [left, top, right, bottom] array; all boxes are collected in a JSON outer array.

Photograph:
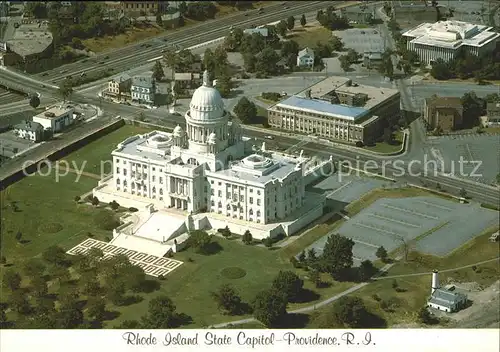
[[93, 71, 333, 256]]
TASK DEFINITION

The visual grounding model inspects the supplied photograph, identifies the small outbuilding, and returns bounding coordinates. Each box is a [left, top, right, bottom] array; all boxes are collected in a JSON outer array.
[[427, 270, 467, 313]]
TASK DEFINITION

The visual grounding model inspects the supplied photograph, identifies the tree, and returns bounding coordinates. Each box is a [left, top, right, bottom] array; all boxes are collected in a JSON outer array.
[[42, 245, 68, 267], [165, 93, 174, 106], [86, 297, 107, 322], [330, 35, 344, 51], [15, 231, 22, 242], [187, 230, 212, 253], [30, 276, 49, 298], [300, 14, 306, 27], [496, 173, 500, 185], [280, 40, 299, 57], [80, 272, 102, 297], [307, 248, 317, 266], [91, 196, 100, 207], [383, 128, 395, 144], [430, 59, 452, 80], [242, 230, 253, 244], [358, 260, 376, 281], [156, 12, 163, 26], [29, 95, 40, 109], [252, 289, 287, 328], [233, 97, 257, 124], [375, 246, 388, 263], [211, 284, 243, 315], [276, 20, 288, 37], [3, 270, 22, 291], [57, 305, 84, 329], [339, 55, 351, 72], [106, 279, 126, 306], [459, 188, 467, 198], [109, 200, 119, 211], [216, 73, 232, 98], [272, 270, 304, 302], [309, 269, 321, 288], [9, 293, 32, 315], [286, 16, 295, 31], [116, 320, 142, 328], [59, 78, 73, 102], [256, 47, 280, 76], [418, 307, 434, 324], [461, 91, 485, 128], [318, 234, 354, 279], [74, 195, 81, 203], [141, 295, 180, 328], [178, 1, 187, 16], [298, 251, 306, 263], [312, 296, 377, 328], [152, 60, 165, 82]]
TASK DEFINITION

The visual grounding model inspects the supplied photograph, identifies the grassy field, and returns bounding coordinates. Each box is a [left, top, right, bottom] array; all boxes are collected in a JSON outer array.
[[66, 125, 152, 176], [0, 173, 108, 264], [352, 226, 500, 326], [83, 24, 164, 53], [364, 131, 404, 154], [288, 27, 333, 49]]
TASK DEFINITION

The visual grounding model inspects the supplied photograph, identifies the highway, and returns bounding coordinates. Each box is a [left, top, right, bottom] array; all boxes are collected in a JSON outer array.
[[25, 1, 332, 86]]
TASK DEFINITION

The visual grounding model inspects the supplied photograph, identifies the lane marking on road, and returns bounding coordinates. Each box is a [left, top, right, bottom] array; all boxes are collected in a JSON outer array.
[[352, 239, 379, 249]]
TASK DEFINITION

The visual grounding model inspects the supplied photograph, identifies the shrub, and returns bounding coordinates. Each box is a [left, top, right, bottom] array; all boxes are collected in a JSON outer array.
[[129, 207, 139, 212], [220, 267, 247, 279], [0, 256, 6, 265], [94, 210, 120, 231], [371, 293, 381, 302], [187, 257, 194, 262], [355, 141, 364, 147], [290, 257, 300, 268], [158, 275, 166, 280]]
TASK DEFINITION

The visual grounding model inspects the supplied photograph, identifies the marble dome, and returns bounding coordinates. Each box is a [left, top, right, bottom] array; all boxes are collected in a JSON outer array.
[[188, 70, 225, 122]]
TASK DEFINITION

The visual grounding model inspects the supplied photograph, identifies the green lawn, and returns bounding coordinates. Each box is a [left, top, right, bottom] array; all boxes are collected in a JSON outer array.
[[66, 125, 152, 175], [364, 131, 404, 154], [0, 173, 109, 264], [288, 27, 333, 49]]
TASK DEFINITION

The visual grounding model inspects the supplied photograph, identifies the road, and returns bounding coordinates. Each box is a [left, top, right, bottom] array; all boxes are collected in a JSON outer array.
[[21, 1, 333, 85], [0, 65, 498, 206]]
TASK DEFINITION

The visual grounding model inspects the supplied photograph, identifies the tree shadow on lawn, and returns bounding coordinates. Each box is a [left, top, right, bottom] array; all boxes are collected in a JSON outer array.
[[201, 241, 224, 255], [120, 295, 144, 306], [140, 279, 161, 293], [292, 288, 320, 304]]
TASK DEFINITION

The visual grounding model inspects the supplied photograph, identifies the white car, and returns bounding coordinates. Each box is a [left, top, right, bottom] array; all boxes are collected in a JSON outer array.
[[265, 135, 274, 140]]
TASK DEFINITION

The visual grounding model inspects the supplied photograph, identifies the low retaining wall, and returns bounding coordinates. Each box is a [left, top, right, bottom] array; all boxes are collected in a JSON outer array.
[[0, 119, 125, 189]]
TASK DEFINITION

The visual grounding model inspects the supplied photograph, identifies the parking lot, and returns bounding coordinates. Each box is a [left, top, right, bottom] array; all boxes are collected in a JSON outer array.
[[333, 28, 385, 54], [305, 193, 498, 264], [428, 134, 500, 185]]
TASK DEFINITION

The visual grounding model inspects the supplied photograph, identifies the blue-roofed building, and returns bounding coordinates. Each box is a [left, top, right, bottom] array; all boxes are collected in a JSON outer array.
[[267, 76, 401, 144]]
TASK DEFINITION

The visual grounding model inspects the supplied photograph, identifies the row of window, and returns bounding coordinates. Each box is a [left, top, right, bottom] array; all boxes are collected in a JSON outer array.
[[116, 179, 164, 195]]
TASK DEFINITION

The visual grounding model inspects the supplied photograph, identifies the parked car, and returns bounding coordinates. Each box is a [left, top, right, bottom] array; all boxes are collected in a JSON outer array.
[[265, 135, 274, 140]]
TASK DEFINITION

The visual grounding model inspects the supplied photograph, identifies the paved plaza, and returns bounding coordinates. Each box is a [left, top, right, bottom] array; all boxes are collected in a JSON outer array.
[[67, 238, 183, 277], [0, 130, 35, 158], [306, 196, 499, 263]]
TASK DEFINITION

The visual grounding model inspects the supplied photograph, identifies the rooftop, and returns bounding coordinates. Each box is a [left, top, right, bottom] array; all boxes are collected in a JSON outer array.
[[132, 74, 154, 88], [298, 47, 314, 58], [208, 153, 304, 185], [7, 23, 53, 58], [428, 288, 467, 309], [402, 20, 500, 49], [425, 96, 462, 107], [298, 76, 400, 111], [14, 120, 43, 132], [34, 105, 74, 120], [113, 131, 174, 163], [275, 95, 368, 121]]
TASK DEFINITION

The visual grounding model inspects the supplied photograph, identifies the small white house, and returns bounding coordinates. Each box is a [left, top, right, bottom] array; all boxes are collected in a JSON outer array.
[[427, 271, 467, 313], [13, 120, 44, 142], [297, 47, 315, 68], [32, 105, 74, 133]]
